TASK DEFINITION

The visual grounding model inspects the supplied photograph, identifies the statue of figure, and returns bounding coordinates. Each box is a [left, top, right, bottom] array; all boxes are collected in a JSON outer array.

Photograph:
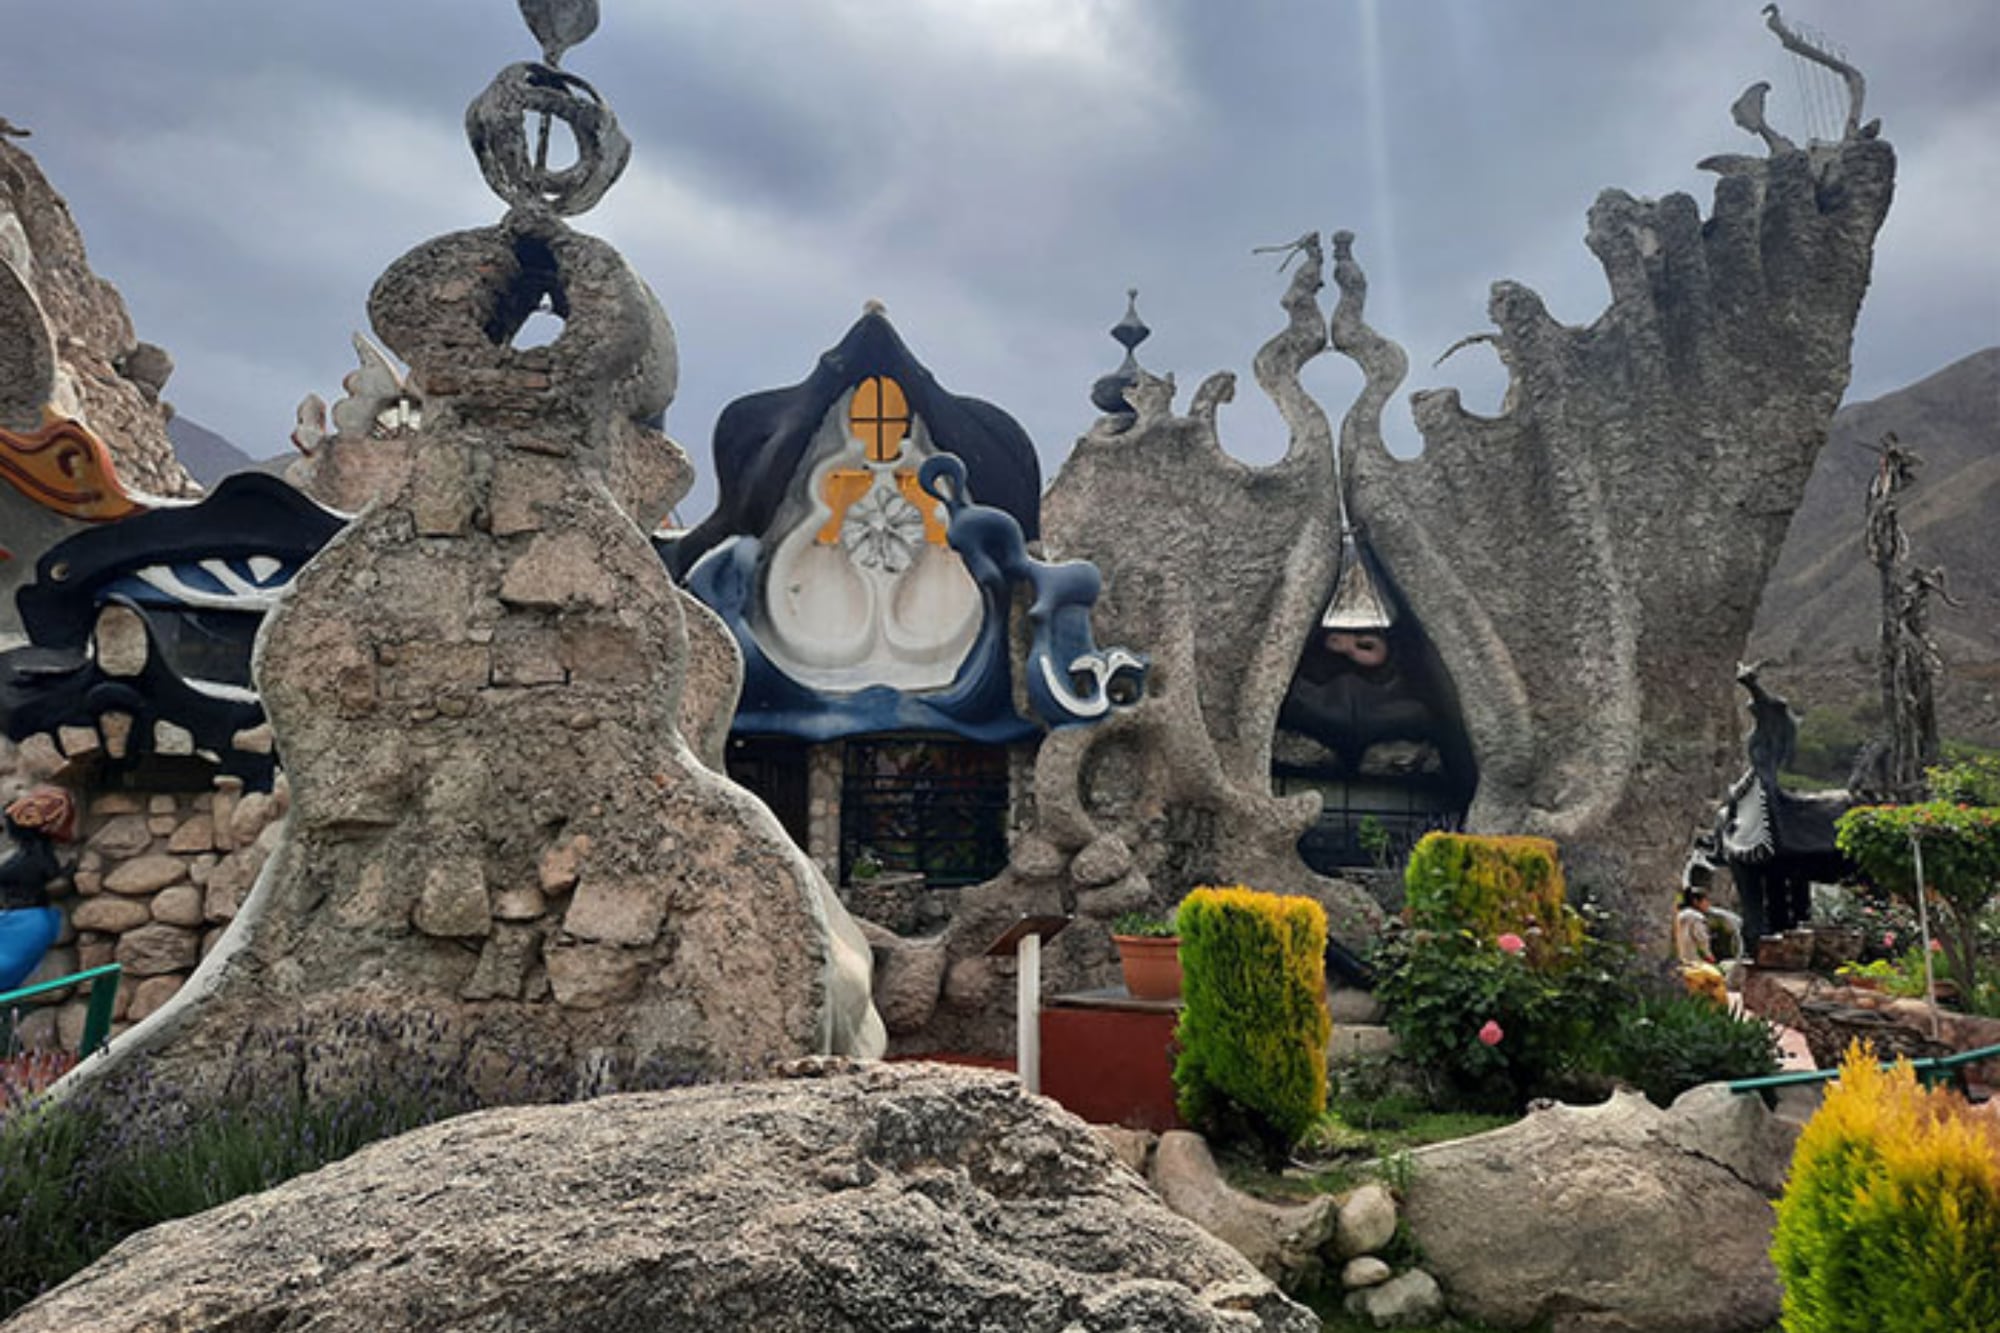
[[1738, 661, 1799, 790], [0, 786, 73, 991], [1851, 433, 1951, 801]]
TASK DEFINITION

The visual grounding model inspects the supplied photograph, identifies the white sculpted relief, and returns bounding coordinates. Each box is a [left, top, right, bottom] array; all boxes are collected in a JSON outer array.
[[755, 386, 981, 692]]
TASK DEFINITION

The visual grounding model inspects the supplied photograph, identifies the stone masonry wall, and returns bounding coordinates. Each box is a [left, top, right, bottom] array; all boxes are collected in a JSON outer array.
[[5, 775, 284, 1053]]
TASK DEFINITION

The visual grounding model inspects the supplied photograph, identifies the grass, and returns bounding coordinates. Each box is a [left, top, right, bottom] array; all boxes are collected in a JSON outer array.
[[0, 1012, 726, 1314], [1221, 1091, 1514, 1203]]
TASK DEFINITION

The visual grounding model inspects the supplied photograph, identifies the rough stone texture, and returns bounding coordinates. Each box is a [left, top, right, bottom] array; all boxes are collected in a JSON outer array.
[[1402, 1089, 1788, 1332], [0, 138, 196, 637], [1004, 68, 1898, 976], [11, 1063, 1318, 1333], [1149, 1130, 1337, 1290], [1092, 1124, 1156, 1176], [101, 854, 186, 896], [906, 242, 1386, 1055], [1345, 120, 1894, 950], [1039, 237, 1383, 940], [857, 919, 950, 1037], [1343, 1269, 1445, 1329], [64, 201, 880, 1096]]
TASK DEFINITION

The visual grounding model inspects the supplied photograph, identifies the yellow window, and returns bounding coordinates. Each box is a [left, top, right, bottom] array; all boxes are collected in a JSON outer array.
[[849, 376, 910, 462]]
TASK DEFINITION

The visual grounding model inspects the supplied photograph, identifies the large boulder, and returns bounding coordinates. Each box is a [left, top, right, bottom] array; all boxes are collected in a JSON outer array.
[[7, 1062, 1319, 1333], [1401, 1088, 1789, 1332]]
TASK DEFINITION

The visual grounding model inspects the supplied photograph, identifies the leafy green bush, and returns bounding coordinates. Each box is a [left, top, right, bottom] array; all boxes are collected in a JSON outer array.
[[1774, 1046, 2000, 1331], [1109, 911, 1177, 938], [1836, 799, 2000, 996], [1371, 924, 1616, 1111], [1377, 835, 1778, 1112], [1173, 886, 1330, 1153], [1402, 833, 1583, 968], [1598, 992, 1780, 1105], [1930, 752, 2000, 807]]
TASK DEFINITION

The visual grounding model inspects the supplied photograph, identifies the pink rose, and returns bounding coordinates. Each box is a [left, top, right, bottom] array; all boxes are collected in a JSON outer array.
[[1930, 938, 1944, 952], [1883, 932, 1896, 948], [1478, 1019, 1505, 1047], [1497, 933, 1526, 955]]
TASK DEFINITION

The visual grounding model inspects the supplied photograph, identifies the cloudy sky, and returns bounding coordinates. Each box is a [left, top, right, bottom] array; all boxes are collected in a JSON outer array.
[[9, 1, 1997, 516]]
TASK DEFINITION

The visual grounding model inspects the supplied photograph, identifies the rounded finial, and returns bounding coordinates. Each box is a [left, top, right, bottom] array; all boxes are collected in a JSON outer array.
[[519, 0, 600, 68], [1091, 288, 1151, 417]]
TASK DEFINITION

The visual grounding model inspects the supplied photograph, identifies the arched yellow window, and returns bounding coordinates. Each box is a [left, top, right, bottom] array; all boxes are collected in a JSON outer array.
[[848, 376, 910, 462]]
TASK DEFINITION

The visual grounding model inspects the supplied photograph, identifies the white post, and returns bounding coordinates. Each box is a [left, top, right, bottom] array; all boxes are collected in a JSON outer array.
[[1018, 931, 1041, 1094], [1911, 830, 1941, 1040]]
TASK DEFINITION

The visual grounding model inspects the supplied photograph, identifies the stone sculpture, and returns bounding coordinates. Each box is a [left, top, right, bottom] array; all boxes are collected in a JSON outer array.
[[1339, 17, 1893, 946], [1, 134, 193, 639], [959, 11, 1896, 989], [1849, 432, 1951, 801], [59, 8, 883, 1106]]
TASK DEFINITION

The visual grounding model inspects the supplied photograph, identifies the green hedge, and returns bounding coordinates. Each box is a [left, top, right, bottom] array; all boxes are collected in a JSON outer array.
[[1173, 885, 1329, 1149], [1402, 833, 1582, 968]]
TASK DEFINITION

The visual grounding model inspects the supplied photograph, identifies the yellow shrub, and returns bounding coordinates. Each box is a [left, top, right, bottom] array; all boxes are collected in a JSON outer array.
[[1173, 886, 1329, 1149], [1773, 1043, 2000, 1331], [1403, 832, 1584, 968]]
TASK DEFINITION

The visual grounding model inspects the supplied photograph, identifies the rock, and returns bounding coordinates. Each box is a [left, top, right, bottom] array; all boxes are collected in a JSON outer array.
[[491, 886, 547, 922], [537, 834, 589, 892], [1092, 1125, 1155, 1176], [1070, 834, 1133, 889], [865, 928, 950, 1036], [1075, 869, 1153, 919], [1341, 1256, 1391, 1290], [102, 854, 187, 895], [413, 862, 493, 940], [127, 974, 183, 1023], [227, 791, 278, 848], [166, 813, 215, 854], [561, 871, 665, 946], [150, 884, 205, 928], [86, 814, 154, 859], [1402, 1089, 1784, 1332], [114, 923, 200, 976], [92, 604, 149, 677], [1149, 1130, 1336, 1289], [1343, 1268, 1445, 1329], [8, 1065, 1319, 1333], [70, 896, 152, 934], [1662, 1081, 1801, 1197], [1010, 833, 1067, 880], [941, 956, 1000, 1012], [1335, 1183, 1398, 1258], [1327, 987, 1385, 1025]]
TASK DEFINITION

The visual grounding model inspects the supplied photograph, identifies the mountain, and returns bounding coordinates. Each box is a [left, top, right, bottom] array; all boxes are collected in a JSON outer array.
[[1749, 346, 2000, 759], [166, 414, 265, 488]]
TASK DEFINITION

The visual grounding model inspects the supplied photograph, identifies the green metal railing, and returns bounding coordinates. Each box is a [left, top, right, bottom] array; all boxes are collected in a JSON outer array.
[[1729, 1040, 2000, 1101], [0, 962, 123, 1058]]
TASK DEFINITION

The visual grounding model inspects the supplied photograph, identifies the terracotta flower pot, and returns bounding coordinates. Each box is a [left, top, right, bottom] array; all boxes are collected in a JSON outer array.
[[1113, 935, 1182, 1001]]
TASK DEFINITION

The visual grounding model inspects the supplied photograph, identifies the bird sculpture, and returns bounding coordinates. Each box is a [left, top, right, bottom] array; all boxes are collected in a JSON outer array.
[[1729, 81, 1795, 154]]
